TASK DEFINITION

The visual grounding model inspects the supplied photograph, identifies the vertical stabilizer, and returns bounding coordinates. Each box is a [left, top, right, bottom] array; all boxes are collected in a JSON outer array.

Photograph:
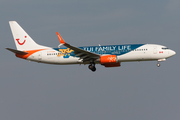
[[9, 21, 48, 50]]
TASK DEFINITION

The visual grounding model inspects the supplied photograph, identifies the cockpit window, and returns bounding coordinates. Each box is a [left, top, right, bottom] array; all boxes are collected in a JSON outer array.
[[162, 47, 169, 50]]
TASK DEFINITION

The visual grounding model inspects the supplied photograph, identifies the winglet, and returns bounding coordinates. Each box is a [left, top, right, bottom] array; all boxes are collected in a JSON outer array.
[[56, 32, 65, 44]]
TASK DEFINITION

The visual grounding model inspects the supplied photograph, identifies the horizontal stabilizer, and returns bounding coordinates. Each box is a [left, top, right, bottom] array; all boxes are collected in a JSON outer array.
[[6, 48, 28, 55]]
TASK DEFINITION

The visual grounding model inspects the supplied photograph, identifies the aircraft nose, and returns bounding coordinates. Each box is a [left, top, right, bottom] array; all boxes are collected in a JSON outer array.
[[172, 50, 176, 56], [170, 50, 176, 56]]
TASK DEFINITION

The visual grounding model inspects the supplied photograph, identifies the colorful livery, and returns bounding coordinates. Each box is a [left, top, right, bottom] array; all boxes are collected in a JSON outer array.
[[6, 21, 176, 72]]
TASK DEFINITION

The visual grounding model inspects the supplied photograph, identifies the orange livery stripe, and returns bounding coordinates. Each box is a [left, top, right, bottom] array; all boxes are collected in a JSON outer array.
[[15, 49, 45, 59]]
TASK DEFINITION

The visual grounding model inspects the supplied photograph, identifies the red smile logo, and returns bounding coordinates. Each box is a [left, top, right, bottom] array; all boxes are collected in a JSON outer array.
[[16, 36, 27, 45]]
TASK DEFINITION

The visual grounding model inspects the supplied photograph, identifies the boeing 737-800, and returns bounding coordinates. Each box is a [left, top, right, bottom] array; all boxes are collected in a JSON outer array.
[[6, 21, 176, 72]]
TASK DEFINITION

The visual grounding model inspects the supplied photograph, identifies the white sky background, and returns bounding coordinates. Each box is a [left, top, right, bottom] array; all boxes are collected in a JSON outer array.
[[0, 0, 180, 120]]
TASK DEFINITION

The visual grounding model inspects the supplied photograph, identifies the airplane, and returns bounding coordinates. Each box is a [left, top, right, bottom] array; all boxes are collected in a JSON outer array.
[[6, 21, 176, 72]]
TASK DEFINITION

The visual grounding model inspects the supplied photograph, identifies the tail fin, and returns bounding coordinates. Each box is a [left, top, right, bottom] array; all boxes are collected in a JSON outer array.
[[9, 21, 49, 51]]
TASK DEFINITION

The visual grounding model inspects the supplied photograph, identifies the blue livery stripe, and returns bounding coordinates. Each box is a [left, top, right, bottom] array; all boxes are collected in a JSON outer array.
[[53, 44, 144, 57]]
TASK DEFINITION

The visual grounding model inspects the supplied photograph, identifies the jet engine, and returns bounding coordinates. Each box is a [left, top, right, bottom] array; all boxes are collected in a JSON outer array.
[[100, 55, 120, 67]]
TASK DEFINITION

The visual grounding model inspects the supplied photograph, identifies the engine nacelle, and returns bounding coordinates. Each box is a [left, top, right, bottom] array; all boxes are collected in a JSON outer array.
[[100, 55, 118, 64], [100, 55, 120, 67]]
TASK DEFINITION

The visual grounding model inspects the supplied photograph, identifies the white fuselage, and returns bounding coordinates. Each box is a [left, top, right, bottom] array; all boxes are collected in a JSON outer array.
[[25, 44, 175, 65]]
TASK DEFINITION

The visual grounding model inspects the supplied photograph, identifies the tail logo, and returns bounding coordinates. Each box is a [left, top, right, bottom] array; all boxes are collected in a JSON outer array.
[[16, 36, 26, 45]]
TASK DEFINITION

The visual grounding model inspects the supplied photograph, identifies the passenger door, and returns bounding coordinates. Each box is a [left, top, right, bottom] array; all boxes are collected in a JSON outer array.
[[38, 52, 42, 61], [153, 46, 157, 54]]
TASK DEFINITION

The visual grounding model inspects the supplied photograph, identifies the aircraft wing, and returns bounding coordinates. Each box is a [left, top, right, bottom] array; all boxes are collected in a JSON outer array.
[[56, 32, 100, 62]]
